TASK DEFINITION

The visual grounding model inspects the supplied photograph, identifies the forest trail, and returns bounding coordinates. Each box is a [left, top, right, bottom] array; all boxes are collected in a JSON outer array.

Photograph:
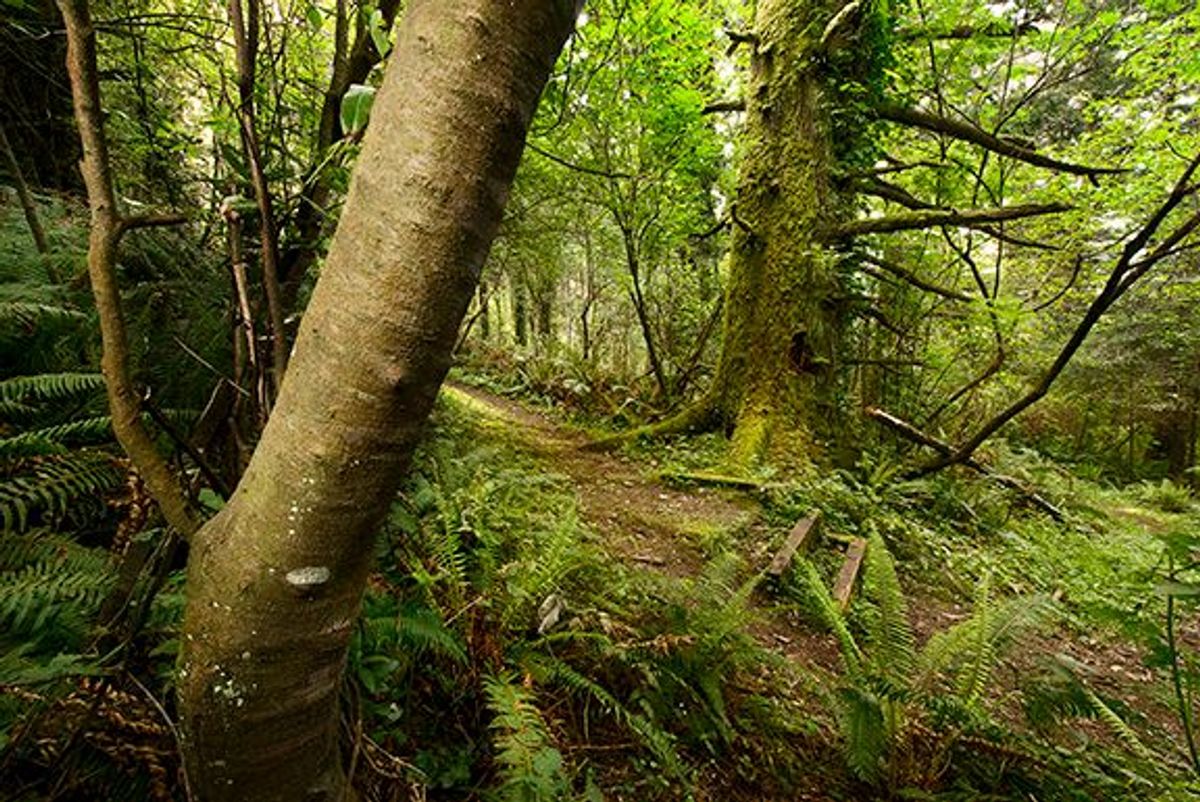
[[444, 382, 854, 675], [443, 382, 1185, 730], [444, 382, 760, 578]]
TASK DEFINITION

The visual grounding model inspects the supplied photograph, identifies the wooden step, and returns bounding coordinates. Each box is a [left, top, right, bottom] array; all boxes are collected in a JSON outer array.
[[832, 536, 868, 611], [766, 510, 822, 578]]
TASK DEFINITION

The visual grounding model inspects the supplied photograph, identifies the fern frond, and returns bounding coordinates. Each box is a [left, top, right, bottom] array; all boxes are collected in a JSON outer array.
[[1081, 684, 1154, 760], [0, 417, 115, 458], [0, 530, 114, 644], [837, 685, 887, 783], [525, 652, 685, 779], [0, 453, 123, 533], [915, 587, 1054, 697], [484, 671, 568, 802], [0, 302, 88, 330], [0, 372, 104, 406], [863, 530, 915, 683], [799, 558, 862, 674], [395, 603, 468, 664]]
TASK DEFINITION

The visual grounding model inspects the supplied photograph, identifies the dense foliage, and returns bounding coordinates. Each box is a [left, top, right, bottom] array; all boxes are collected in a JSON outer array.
[[3, 0, 1200, 799]]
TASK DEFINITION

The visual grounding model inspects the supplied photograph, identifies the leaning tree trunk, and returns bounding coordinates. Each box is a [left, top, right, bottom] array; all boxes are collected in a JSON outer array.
[[703, 0, 845, 465], [177, 3, 578, 800]]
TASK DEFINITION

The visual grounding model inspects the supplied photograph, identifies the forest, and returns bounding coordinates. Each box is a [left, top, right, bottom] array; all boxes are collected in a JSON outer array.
[[2, 0, 1200, 799]]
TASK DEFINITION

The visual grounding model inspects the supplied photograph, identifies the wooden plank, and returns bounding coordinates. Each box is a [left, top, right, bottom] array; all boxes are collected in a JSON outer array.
[[766, 511, 822, 578], [832, 537, 868, 611]]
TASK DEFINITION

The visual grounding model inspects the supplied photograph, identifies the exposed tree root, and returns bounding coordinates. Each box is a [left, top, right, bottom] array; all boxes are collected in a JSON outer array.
[[582, 394, 723, 452]]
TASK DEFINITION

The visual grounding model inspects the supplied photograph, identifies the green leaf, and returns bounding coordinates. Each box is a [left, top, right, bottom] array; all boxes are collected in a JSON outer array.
[[305, 2, 323, 30], [198, 487, 225, 513], [367, 8, 391, 57], [340, 84, 376, 135]]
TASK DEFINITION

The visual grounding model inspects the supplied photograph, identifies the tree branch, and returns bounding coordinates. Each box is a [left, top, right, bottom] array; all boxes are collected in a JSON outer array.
[[897, 21, 1038, 41], [0, 121, 49, 254], [57, 0, 199, 538], [701, 98, 745, 115], [865, 406, 1063, 519], [877, 102, 1125, 180], [859, 253, 972, 301], [723, 28, 758, 55], [526, 142, 633, 179], [116, 212, 187, 236], [833, 202, 1070, 238], [918, 150, 1200, 475]]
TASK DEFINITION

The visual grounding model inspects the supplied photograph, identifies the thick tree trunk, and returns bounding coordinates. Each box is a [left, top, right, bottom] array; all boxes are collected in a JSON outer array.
[[177, 3, 577, 801], [704, 0, 843, 465]]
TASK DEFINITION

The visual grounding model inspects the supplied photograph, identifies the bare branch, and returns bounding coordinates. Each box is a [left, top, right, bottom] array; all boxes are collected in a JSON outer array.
[[919, 151, 1200, 475], [877, 103, 1125, 179], [117, 212, 187, 236], [57, 0, 199, 538], [833, 202, 1069, 238], [896, 21, 1038, 41], [526, 142, 633, 179], [865, 407, 1063, 519], [859, 253, 972, 301], [723, 28, 758, 55], [851, 177, 938, 210], [821, 1, 862, 49], [701, 98, 746, 115]]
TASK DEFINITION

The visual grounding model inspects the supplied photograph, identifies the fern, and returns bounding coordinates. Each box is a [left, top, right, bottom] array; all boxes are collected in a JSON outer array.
[[0, 529, 114, 647], [916, 590, 1054, 694], [0, 453, 123, 533], [0, 417, 115, 458], [395, 602, 468, 664], [798, 558, 863, 674], [524, 650, 685, 779], [484, 672, 569, 802], [0, 301, 88, 330], [0, 372, 104, 407], [838, 685, 887, 783], [1025, 657, 1154, 761], [863, 529, 915, 683]]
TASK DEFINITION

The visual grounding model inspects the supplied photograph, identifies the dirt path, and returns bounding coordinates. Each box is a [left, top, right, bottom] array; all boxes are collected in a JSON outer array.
[[445, 382, 759, 577]]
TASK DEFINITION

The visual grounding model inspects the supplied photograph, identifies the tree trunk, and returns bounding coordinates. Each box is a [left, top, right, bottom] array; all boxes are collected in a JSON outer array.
[[229, 0, 289, 396], [0, 120, 49, 254], [703, 0, 844, 465], [514, 283, 528, 346], [478, 279, 490, 340], [623, 228, 671, 401], [177, 3, 577, 800]]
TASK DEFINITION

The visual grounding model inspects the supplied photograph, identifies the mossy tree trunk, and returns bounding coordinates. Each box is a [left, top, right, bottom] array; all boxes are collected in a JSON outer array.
[[176, 3, 577, 800], [704, 0, 847, 466]]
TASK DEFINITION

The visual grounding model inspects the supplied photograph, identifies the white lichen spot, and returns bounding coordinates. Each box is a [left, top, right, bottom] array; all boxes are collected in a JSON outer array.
[[241, 651, 251, 660], [285, 565, 331, 589]]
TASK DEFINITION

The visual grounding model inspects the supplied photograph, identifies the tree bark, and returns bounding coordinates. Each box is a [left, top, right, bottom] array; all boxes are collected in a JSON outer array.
[[279, 0, 405, 297], [0, 120, 49, 254], [177, 3, 577, 800], [229, 0, 289, 396], [702, 0, 845, 465]]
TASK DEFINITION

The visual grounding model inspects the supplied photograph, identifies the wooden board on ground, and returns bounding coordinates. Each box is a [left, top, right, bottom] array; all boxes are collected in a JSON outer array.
[[766, 511, 822, 578], [833, 537, 868, 611]]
